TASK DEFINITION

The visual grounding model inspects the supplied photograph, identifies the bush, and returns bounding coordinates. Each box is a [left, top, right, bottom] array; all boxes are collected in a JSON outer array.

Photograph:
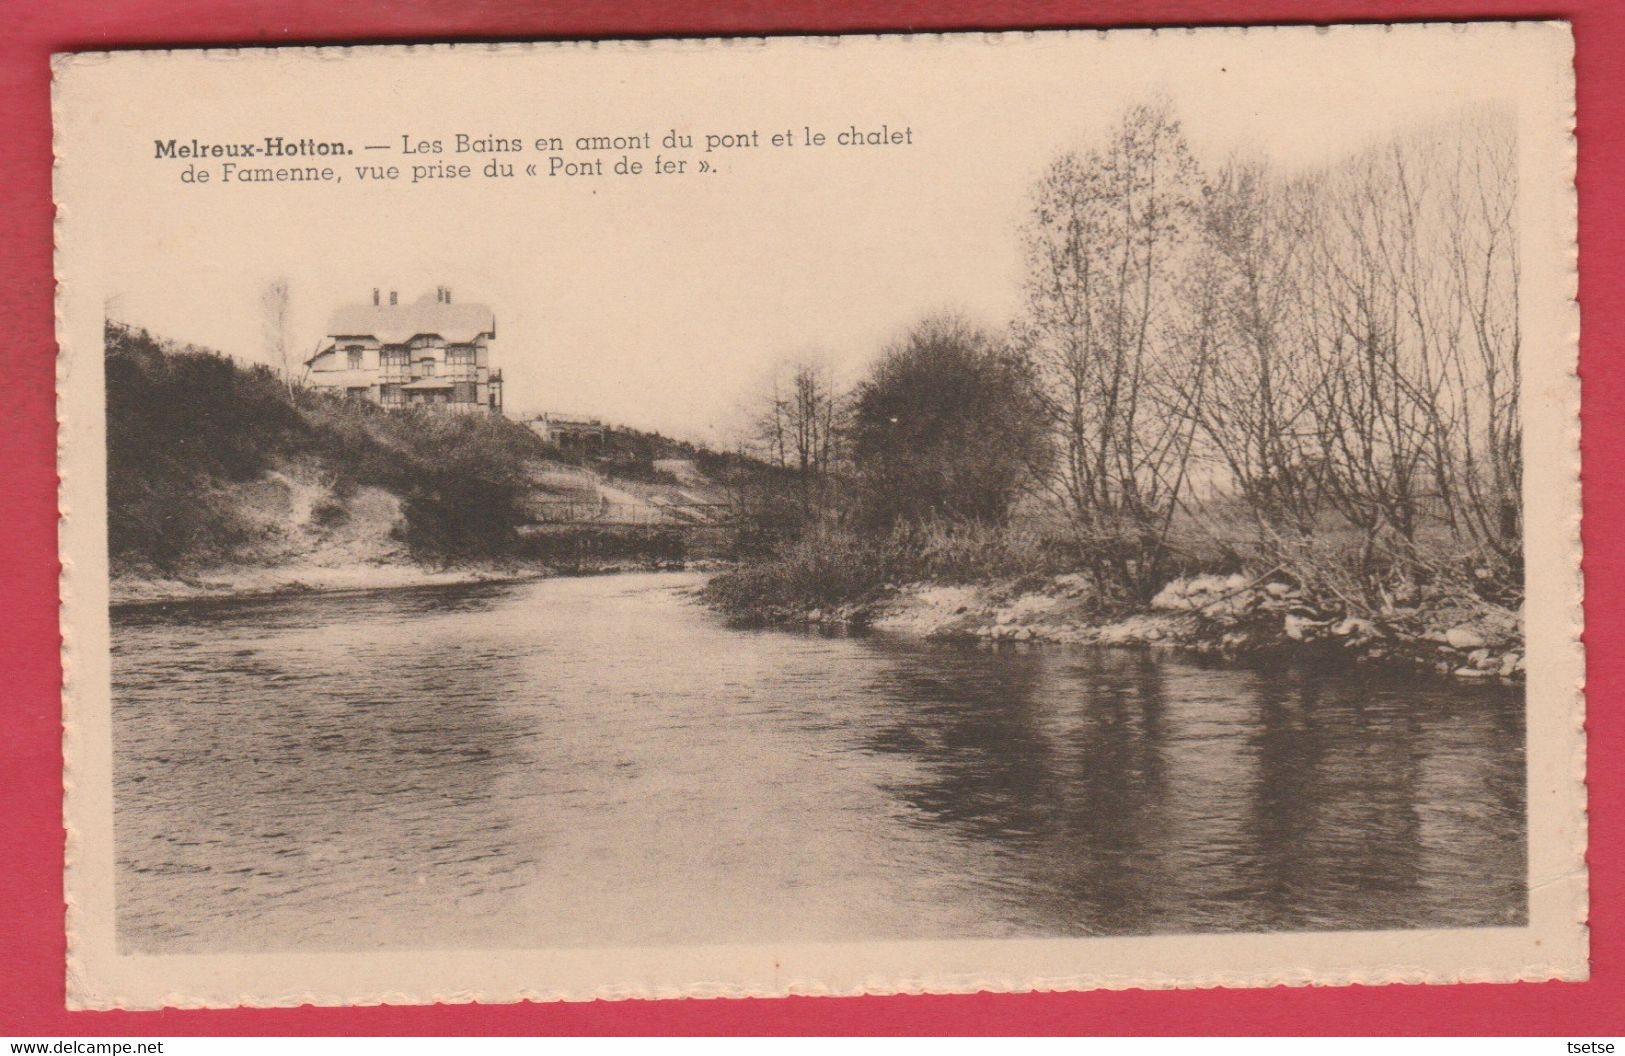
[[702, 518, 1079, 619], [105, 324, 304, 570], [388, 410, 537, 561], [310, 500, 350, 529], [848, 316, 1049, 531], [703, 527, 907, 618], [909, 520, 1077, 584]]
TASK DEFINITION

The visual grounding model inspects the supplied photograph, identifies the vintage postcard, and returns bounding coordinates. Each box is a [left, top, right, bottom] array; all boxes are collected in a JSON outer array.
[[54, 24, 1583, 1009]]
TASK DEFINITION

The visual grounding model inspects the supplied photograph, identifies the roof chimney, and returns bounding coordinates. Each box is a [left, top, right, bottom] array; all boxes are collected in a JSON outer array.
[[443, 287, 452, 304], [372, 287, 380, 306], [389, 290, 398, 306]]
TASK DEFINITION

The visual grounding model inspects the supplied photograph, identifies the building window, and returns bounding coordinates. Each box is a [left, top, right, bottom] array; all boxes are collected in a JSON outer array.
[[346, 386, 369, 400], [419, 359, 435, 377], [453, 382, 478, 404], [381, 384, 403, 406], [447, 347, 475, 365], [347, 347, 364, 369]]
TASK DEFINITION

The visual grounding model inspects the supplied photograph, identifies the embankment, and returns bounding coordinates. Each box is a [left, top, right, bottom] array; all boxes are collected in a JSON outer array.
[[708, 570, 1524, 685], [105, 323, 737, 605]]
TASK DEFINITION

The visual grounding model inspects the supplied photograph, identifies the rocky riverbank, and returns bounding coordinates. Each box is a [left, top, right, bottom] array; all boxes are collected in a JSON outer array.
[[736, 571, 1524, 684]]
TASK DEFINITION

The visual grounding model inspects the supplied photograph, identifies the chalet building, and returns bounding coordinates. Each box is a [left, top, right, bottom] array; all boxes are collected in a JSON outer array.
[[529, 413, 608, 452], [304, 287, 503, 414]]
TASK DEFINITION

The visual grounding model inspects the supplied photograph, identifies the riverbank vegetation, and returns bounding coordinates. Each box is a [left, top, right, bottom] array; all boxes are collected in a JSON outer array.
[[105, 324, 749, 592], [705, 102, 1523, 676], [107, 321, 543, 571]]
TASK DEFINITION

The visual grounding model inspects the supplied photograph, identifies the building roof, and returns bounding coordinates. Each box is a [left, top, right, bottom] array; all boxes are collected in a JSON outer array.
[[326, 292, 495, 345]]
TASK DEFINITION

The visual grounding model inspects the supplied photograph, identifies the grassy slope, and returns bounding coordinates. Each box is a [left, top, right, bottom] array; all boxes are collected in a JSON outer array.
[[108, 323, 556, 576], [106, 323, 760, 588]]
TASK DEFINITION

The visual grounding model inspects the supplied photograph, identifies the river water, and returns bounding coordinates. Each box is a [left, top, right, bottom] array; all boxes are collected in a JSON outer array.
[[110, 571, 1526, 953]]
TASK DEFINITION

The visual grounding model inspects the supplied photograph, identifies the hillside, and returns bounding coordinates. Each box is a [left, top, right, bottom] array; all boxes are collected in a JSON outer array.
[[104, 323, 744, 603]]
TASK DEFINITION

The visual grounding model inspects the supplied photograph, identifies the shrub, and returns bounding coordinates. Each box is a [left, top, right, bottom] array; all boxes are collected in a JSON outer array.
[[848, 316, 1050, 531], [702, 518, 1079, 619], [310, 500, 350, 529]]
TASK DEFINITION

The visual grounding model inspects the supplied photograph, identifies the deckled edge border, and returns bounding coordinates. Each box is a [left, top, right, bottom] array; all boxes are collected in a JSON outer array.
[[51, 20, 1588, 1011]]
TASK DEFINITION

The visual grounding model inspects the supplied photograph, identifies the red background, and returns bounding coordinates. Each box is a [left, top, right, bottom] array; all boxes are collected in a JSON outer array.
[[2, 0, 1618, 1037]]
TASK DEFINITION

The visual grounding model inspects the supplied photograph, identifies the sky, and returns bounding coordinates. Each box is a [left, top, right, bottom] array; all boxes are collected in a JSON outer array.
[[87, 27, 1537, 445]]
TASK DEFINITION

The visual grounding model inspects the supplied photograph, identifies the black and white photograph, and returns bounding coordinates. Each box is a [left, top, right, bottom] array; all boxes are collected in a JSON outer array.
[[53, 24, 1583, 1007]]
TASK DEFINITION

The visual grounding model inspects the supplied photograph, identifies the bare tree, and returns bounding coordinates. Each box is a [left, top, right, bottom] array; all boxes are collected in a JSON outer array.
[[260, 277, 295, 393], [1173, 160, 1327, 536], [1017, 99, 1204, 598], [750, 354, 844, 516], [1018, 101, 1520, 609], [1292, 109, 1520, 598], [1437, 108, 1521, 565]]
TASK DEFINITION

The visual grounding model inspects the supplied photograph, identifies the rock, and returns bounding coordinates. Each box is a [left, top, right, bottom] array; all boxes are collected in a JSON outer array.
[[807, 609, 823, 623], [1468, 648, 1491, 667], [1284, 613, 1324, 641], [1224, 573, 1250, 591], [1143, 627, 1163, 642], [1500, 652, 1522, 677], [1053, 573, 1093, 597], [1264, 582, 1292, 598], [1151, 582, 1196, 611], [1012, 627, 1034, 641], [1332, 617, 1378, 640], [1454, 665, 1494, 678], [1201, 595, 1251, 618], [1445, 626, 1488, 650]]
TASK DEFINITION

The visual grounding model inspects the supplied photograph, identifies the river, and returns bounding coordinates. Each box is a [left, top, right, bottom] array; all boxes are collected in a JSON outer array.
[[110, 571, 1526, 954]]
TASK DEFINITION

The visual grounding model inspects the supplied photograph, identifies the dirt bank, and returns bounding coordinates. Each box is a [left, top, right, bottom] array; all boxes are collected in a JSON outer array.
[[109, 557, 732, 607], [106, 447, 734, 605], [108, 562, 546, 606]]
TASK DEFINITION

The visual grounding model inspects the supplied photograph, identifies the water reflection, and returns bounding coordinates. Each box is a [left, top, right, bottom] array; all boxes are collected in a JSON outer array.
[[860, 643, 1526, 935], [111, 573, 1525, 953]]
